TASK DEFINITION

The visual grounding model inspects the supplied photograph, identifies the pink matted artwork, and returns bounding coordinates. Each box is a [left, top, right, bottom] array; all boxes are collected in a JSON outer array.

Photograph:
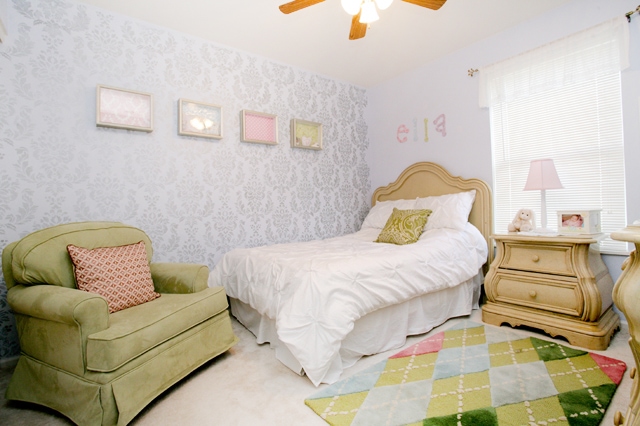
[[96, 85, 153, 132], [241, 110, 278, 145]]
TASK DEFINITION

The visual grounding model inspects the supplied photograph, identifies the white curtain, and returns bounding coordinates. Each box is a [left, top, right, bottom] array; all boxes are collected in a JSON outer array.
[[479, 16, 629, 108]]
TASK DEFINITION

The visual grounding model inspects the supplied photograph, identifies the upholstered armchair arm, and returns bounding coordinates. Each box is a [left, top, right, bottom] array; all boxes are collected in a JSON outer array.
[[7, 284, 109, 375], [8, 284, 109, 327], [150, 263, 209, 294]]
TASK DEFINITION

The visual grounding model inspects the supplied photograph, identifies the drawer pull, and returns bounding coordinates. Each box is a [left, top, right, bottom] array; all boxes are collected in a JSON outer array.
[[529, 291, 537, 298], [614, 410, 624, 425], [631, 367, 636, 379], [532, 255, 540, 262]]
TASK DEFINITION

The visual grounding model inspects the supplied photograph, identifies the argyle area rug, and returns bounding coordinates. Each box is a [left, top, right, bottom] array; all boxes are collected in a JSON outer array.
[[305, 321, 626, 426]]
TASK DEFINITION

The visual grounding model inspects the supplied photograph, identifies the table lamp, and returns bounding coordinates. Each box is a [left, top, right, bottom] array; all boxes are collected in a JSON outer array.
[[524, 159, 563, 232]]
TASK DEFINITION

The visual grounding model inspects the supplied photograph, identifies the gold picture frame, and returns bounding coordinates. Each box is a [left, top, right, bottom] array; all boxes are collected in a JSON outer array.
[[241, 110, 278, 145], [178, 99, 223, 139], [290, 118, 322, 150], [96, 85, 153, 132]]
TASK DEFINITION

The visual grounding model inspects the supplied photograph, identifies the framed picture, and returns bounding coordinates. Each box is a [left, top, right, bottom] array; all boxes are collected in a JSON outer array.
[[178, 99, 223, 139], [291, 118, 322, 150], [557, 210, 602, 235], [96, 85, 153, 132], [241, 110, 278, 145]]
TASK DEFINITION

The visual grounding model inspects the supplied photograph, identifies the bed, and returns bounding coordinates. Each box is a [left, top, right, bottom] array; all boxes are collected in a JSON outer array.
[[208, 162, 492, 386]]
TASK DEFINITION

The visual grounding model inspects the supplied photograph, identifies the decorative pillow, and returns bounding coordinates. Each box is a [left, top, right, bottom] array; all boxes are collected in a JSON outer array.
[[361, 198, 418, 230], [375, 208, 432, 245], [67, 241, 160, 313], [414, 190, 476, 231]]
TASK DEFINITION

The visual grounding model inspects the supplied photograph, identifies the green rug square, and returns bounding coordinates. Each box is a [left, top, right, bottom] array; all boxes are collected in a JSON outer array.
[[305, 391, 369, 426], [496, 396, 569, 426], [423, 407, 498, 426], [546, 354, 614, 393], [489, 338, 540, 367], [376, 353, 438, 387], [558, 383, 617, 426], [427, 371, 491, 418], [532, 337, 587, 361], [442, 326, 486, 349]]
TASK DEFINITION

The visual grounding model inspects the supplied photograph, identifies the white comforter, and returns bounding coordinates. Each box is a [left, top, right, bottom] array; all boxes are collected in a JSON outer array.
[[208, 223, 487, 386]]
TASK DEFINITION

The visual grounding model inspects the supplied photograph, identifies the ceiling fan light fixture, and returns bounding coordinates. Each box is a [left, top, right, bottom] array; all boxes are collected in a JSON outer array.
[[359, 0, 379, 23], [374, 0, 393, 11], [341, 0, 362, 16]]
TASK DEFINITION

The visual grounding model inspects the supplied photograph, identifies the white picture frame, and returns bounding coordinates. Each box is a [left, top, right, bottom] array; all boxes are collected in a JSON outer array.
[[241, 110, 278, 145], [96, 85, 153, 132], [290, 118, 322, 150], [557, 209, 602, 235], [178, 99, 223, 139]]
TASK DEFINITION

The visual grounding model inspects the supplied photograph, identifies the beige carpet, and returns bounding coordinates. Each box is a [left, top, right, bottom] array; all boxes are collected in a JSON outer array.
[[0, 309, 633, 425]]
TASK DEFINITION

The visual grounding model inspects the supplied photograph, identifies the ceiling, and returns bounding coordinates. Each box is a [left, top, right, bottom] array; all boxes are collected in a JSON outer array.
[[74, 0, 572, 88]]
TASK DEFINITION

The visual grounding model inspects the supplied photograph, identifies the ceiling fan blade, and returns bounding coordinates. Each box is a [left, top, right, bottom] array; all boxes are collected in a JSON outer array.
[[279, 0, 325, 14], [401, 0, 446, 10], [349, 12, 367, 40]]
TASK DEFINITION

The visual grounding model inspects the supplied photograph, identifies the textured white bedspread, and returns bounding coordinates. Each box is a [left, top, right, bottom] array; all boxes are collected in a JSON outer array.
[[208, 223, 487, 386]]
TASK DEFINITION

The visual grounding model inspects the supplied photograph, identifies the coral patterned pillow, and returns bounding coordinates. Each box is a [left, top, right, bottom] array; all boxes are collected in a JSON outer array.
[[67, 241, 160, 313]]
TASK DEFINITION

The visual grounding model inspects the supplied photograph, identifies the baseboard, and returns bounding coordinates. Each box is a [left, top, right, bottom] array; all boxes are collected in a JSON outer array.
[[0, 356, 19, 370]]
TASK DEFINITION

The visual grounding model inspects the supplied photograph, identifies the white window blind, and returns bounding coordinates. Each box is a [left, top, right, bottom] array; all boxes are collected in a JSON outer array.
[[481, 17, 629, 254]]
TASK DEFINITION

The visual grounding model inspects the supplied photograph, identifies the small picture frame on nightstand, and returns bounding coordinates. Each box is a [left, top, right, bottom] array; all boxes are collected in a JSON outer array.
[[557, 209, 601, 235]]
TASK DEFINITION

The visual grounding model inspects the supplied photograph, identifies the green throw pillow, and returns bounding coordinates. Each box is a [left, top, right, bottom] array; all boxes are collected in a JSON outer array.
[[375, 208, 432, 245]]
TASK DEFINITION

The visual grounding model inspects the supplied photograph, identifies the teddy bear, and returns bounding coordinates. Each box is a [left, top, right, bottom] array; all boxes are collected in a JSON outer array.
[[508, 208, 535, 232]]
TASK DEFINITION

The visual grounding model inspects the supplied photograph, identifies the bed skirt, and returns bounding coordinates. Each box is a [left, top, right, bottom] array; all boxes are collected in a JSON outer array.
[[229, 271, 483, 384]]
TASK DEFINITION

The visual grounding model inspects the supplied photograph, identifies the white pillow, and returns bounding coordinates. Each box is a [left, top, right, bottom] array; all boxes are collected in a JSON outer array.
[[414, 190, 476, 231], [361, 198, 417, 230]]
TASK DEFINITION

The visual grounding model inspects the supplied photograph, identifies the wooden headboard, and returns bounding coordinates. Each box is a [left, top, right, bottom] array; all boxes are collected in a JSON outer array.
[[372, 162, 493, 270]]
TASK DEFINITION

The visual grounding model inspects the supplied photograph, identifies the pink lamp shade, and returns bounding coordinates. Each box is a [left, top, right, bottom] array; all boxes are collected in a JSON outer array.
[[524, 159, 563, 191]]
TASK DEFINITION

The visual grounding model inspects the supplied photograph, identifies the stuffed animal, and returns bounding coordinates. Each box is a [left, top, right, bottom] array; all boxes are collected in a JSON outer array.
[[508, 208, 535, 232]]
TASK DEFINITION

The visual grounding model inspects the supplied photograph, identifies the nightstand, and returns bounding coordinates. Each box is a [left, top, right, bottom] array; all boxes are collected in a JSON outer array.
[[611, 225, 640, 426], [482, 233, 619, 350]]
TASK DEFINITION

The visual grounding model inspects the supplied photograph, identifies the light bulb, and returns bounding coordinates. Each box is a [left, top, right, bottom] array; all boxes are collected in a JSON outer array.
[[359, 0, 379, 23], [341, 0, 361, 16], [374, 0, 393, 10]]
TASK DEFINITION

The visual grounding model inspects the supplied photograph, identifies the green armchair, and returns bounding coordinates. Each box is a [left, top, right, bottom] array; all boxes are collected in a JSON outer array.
[[2, 222, 238, 425]]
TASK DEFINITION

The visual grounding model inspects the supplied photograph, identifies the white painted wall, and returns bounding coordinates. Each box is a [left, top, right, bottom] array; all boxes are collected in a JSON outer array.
[[366, 0, 640, 281]]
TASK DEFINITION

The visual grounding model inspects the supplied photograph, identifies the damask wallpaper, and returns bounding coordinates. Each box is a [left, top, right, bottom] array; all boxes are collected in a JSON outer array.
[[0, 0, 370, 361]]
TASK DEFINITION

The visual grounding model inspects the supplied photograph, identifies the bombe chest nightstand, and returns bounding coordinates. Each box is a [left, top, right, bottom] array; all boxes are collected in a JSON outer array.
[[481, 233, 619, 350]]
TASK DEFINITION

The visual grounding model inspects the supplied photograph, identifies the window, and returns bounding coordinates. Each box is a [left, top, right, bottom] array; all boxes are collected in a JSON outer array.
[[480, 17, 629, 254]]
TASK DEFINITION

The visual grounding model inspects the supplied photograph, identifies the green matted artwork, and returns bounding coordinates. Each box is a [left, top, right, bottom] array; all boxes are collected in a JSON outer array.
[[305, 320, 626, 426], [291, 118, 322, 150]]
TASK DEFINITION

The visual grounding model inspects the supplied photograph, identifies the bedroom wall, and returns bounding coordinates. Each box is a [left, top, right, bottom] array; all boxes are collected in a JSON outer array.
[[365, 0, 640, 281], [0, 0, 370, 362]]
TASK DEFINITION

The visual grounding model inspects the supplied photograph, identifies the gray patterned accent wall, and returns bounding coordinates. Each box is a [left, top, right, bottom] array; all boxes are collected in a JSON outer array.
[[0, 0, 370, 360]]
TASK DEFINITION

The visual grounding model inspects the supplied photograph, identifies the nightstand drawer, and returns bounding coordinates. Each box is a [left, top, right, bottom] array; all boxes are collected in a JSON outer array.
[[501, 243, 574, 276], [493, 272, 580, 317]]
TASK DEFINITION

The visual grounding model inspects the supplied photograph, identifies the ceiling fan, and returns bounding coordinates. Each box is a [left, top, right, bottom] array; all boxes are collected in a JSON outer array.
[[279, 0, 447, 40]]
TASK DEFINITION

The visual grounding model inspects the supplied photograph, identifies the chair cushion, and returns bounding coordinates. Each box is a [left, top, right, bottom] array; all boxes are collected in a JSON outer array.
[[67, 242, 160, 313], [85, 286, 229, 372], [10, 222, 152, 288]]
